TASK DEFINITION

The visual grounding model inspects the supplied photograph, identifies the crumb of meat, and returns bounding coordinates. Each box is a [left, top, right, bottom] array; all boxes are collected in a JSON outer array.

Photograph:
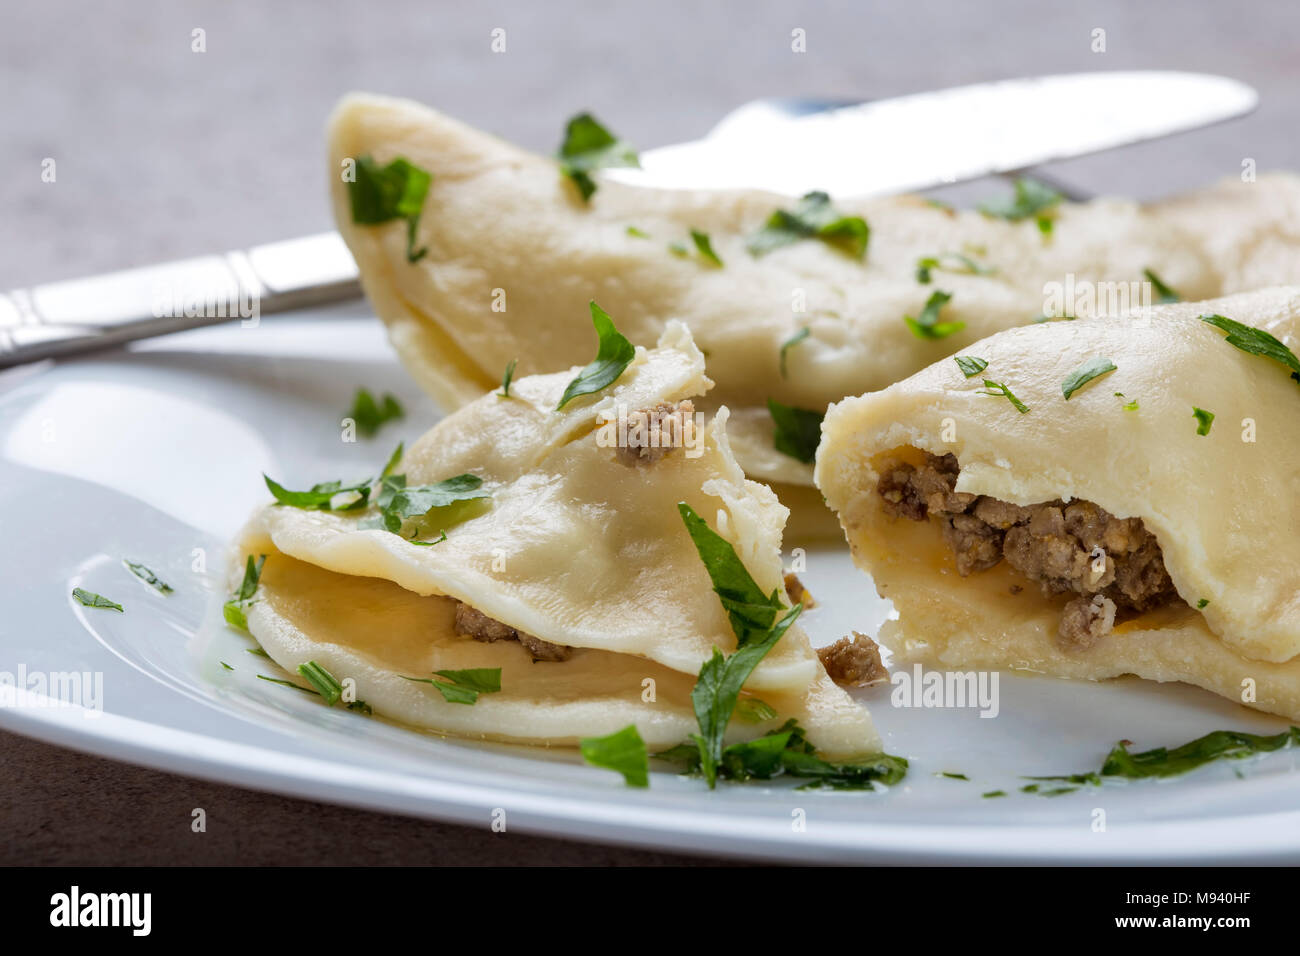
[[1059, 594, 1117, 649], [615, 400, 696, 466], [818, 632, 888, 687], [875, 449, 1182, 646], [784, 572, 816, 608], [453, 601, 572, 662]]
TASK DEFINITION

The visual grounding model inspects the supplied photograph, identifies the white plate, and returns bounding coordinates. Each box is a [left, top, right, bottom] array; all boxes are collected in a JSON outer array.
[[3, 306, 1299, 865]]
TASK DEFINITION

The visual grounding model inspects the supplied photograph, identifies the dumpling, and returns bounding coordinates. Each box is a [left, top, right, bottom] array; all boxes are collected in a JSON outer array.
[[231, 321, 877, 756], [327, 91, 1300, 490], [815, 286, 1300, 720]]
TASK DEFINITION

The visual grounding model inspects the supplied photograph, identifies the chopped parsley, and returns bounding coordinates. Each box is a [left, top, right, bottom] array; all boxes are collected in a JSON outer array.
[[746, 191, 870, 261], [223, 554, 266, 631], [402, 668, 502, 705], [557, 113, 639, 203], [371, 473, 488, 536], [689, 229, 723, 267], [625, 225, 650, 239], [123, 560, 173, 594], [1197, 598, 1210, 610], [580, 725, 649, 787], [297, 661, 343, 706], [220, 661, 234, 671], [904, 290, 963, 340], [954, 355, 988, 378], [347, 155, 432, 263], [938, 772, 969, 780], [1193, 406, 1215, 436], [734, 697, 779, 723], [978, 177, 1062, 236], [1200, 312, 1300, 385], [1061, 357, 1117, 399], [556, 301, 637, 409], [264, 475, 372, 511], [345, 388, 404, 437], [257, 674, 318, 695], [1143, 268, 1180, 304], [982, 790, 1007, 798], [1115, 392, 1139, 411], [1034, 727, 1300, 783], [978, 379, 1030, 413], [916, 252, 996, 284], [499, 359, 517, 399], [72, 588, 122, 612], [767, 398, 824, 464], [779, 327, 810, 379]]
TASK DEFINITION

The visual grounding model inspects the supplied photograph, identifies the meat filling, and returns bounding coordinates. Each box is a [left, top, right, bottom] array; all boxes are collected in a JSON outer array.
[[615, 400, 696, 466], [818, 632, 889, 687], [877, 451, 1181, 649], [453, 602, 573, 662]]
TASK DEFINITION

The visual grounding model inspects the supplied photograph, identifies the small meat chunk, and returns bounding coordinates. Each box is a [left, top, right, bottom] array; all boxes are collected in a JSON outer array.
[[783, 572, 816, 608], [818, 632, 889, 687], [615, 400, 696, 466], [453, 601, 572, 662], [877, 452, 974, 519], [941, 513, 1004, 575], [1058, 595, 1117, 649]]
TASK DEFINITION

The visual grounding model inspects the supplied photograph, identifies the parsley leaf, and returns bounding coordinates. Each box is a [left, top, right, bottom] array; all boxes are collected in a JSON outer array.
[[978, 177, 1062, 235], [916, 252, 996, 284], [264, 475, 372, 511], [978, 379, 1030, 413], [1143, 268, 1180, 303], [1193, 406, 1215, 436], [123, 560, 173, 594], [734, 697, 779, 723], [345, 388, 404, 438], [499, 359, 517, 398], [380, 442, 404, 480], [767, 398, 824, 464], [1037, 727, 1300, 783], [689, 228, 723, 267], [904, 290, 964, 340], [580, 725, 649, 787], [556, 301, 637, 409], [72, 588, 122, 612], [347, 155, 432, 263], [1062, 357, 1117, 399], [1200, 312, 1300, 385], [557, 113, 639, 203], [402, 668, 502, 705], [373, 473, 488, 535], [223, 554, 266, 631], [954, 355, 988, 378], [779, 327, 810, 379], [746, 191, 870, 260]]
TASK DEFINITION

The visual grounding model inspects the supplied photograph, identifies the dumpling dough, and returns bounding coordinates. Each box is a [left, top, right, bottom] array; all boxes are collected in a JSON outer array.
[[328, 92, 1300, 487], [815, 286, 1300, 720], [233, 322, 877, 755]]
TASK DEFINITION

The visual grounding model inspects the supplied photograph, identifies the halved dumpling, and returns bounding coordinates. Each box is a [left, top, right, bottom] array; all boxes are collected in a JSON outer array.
[[816, 287, 1300, 720], [230, 322, 878, 756], [327, 92, 1300, 488]]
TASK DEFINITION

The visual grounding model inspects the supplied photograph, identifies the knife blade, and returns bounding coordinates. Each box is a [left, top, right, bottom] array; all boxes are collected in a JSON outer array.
[[0, 71, 1257, 368]]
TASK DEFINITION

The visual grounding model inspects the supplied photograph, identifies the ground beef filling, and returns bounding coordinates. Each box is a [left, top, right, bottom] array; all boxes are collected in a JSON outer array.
[[877, 452, 1180, 649], [452, 602, 572, 662], [615, 400, 696, 466], [818, 632, 889, 687]]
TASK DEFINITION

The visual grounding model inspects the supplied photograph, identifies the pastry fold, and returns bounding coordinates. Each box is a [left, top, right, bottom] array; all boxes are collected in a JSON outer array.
[[815, 287, 1300, 720], [328, 92, 1300, 488], [232, 323, 877, 755]]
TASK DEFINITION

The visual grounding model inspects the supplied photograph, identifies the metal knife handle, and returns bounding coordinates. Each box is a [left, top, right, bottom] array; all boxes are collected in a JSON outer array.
[[0, 232, 360, 367]]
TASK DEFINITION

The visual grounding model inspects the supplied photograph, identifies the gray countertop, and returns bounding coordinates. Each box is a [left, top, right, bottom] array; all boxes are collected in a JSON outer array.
[[2, 0, 1297, 865]]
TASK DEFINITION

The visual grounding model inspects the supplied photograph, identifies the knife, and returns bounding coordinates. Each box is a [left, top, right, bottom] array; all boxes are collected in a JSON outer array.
[[0, 71, 1257, 369]]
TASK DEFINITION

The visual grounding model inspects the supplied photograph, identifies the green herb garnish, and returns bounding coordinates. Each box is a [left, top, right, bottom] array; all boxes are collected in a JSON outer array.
[[380, 442, 404, 480], [123, 560, 173, 594], [402, 667, 502, 705], [1193, 406, 1215, 436], [978, 379, 1030, 413], [347, 155, 432, 263], [345, 388, 404, 437], [1197, 598, 1210, 609], [779, 327, 810, 379], [72, 588, 122, 612], [557, 113, 639, 203], [904, 290, 963, 340], [746, 191, 870, 260], [1200, 313, 1300, 385], [982, 790, 1007, 798], [767, 398, 824, 464], [372, 473, 488, 535], [625, 225, 650, 239], [580, 725, 649, 787], [938, 772, 969, 781], [1143, 268, 1180, 303], [1115, 392, 1139, 411], [556, 301, 637, 409], [256, 674, 319, 696], [1062, 357, 1117, 399], [978, 177, 1062, 236], [264, 475, 372, 511], [734, 697, 779, 724], [916, 252, 996, 284], [220, 661, 233, 671], [499, 359, 517, 399], [954, 355, 988, 378], [297, 661, 343, 706], [1038, 727, 1300, 782], [223, 554, 266, 631], [689, 229, 723, 267]]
